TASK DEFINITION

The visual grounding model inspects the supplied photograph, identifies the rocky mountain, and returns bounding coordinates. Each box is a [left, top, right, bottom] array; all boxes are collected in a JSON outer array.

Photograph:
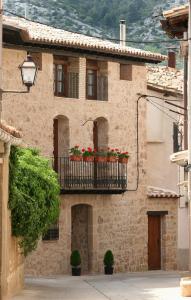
[[4, 0, 188, 54]]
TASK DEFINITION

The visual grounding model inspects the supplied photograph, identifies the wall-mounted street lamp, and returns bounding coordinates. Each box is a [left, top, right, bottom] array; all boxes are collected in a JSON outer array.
[[1, 53, 38, 94], [19, 54, 38, 92]]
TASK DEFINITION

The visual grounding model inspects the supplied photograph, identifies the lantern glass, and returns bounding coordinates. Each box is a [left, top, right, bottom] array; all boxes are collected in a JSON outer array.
[[20, 55, 38, 88]]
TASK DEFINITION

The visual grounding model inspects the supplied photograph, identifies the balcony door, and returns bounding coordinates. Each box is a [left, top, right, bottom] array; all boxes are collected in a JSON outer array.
[[53, 115, 70, 174], [53, 118, 58, 172]]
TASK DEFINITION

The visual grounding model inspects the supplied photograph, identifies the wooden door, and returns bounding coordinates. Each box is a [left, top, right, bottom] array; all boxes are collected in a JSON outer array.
[[93, 121, 98, 150], [53, 118, 58, 172], [148, 215, 161, 270]]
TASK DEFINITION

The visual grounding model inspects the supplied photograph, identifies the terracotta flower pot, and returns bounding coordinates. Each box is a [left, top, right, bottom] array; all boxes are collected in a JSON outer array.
[[104, 266, 114, 275], [70, 155, 82, 162], [72, 267, 81, 276], [118, 157, 128, 164], [107, 156, 118, 162], [83, 156, 94, 162], [95, 156, 107, 163]]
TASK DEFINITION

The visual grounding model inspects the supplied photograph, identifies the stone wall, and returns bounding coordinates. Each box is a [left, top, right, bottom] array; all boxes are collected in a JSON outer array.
[[0, 142, 24, 298], [1, 47, 178, 276]]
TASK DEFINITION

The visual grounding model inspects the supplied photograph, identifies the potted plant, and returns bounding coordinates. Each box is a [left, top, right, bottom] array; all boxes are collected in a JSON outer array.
[[69, 145, 82, 161], [82, 147, 95, 162], [104, 250, 114, 275], [95, 150, 107, 162], [118, 151, 129, 164], [107, 148, 118, 162], [70, 250, 81, 276]]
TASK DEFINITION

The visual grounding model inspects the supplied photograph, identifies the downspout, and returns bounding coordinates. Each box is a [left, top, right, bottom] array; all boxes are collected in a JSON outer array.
[[184, 32, 188, 150]]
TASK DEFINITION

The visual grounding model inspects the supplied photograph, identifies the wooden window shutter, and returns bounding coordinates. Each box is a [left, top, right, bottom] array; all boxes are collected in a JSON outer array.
[[120, 64, 132, 81], [97, 75, 108, 101], [31, 52, 42, 70]]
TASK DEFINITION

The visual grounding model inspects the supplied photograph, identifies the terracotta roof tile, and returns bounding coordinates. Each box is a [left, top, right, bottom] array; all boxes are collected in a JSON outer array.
[[3, 16, 166, 62], [163, 4, 188, 19], [147, 66, 183, 94], [0, 121, 22, 138], [147, 186, 180, 198]]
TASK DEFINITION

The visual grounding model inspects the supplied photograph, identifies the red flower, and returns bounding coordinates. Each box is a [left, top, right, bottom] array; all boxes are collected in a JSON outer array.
[[111, 149, 114, 152], [88, 147, 92, 152], [82, 148, 85, 152]]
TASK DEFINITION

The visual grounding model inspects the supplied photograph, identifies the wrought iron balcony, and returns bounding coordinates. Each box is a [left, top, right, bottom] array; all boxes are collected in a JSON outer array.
[[54, 157, 127, 194]]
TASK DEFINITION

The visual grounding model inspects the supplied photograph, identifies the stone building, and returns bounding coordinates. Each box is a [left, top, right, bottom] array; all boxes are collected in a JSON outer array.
[[161, 4, 190, 270], [147, 63, 188, 270], [1, 16, 178, 276]]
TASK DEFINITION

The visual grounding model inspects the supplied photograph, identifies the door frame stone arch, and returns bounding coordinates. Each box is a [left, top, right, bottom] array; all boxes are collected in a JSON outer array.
[[65, 200, 98, 274]]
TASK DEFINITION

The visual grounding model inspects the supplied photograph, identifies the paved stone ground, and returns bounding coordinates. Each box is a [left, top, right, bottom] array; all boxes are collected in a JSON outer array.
[[12, 271, 191, 300]]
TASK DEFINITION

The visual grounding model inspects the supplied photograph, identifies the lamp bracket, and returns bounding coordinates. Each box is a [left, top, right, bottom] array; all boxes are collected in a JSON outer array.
[[0, 87, 30, 94]]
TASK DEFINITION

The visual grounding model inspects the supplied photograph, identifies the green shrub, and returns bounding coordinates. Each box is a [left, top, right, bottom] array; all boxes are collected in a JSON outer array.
[[103, 250, 114, 267], [9, 146, 60, 256], [70, 250, 81, 267]]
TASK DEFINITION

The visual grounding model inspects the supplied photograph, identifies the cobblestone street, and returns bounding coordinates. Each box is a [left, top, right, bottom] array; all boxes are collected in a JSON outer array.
[[12, 271, 191, 300]]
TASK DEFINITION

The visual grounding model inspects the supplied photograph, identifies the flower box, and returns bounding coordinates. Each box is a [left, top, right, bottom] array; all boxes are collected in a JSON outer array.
[[70, 155, 82, 162], [118, 157, 128, 164], [83, 156, 94, 162], [95, 156, 107, 163], [107, 156, 118, 162]]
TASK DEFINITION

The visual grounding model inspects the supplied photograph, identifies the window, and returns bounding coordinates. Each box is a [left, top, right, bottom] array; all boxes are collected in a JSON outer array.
[[42, 222, 59, 241], [31, 52, 42, 71], [54, 63, 67, 97], [173, 123, 182, 153], [86, 69, 97, 99], [120, 64, 132, 81]]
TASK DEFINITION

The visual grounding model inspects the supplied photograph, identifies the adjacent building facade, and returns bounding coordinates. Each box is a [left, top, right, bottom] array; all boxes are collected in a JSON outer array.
[[0, 122, 23, 299], [1, 16, 178, 276], [161, 4, 190, 270]]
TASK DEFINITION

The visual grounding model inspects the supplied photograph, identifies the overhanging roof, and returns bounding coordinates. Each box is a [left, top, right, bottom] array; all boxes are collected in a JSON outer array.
[[3, 16, 166, 63], [161, 5, 188, 39]]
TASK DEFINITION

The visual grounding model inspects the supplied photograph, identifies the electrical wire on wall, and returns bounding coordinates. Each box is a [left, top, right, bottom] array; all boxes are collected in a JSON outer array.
[[129, 93, 184, 192]]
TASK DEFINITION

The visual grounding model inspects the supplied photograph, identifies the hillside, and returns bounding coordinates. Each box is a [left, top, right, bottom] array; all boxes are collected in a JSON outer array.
[[4, 0, 187, 54]]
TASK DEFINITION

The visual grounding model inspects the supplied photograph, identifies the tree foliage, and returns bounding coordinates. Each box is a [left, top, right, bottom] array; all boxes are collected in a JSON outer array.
[[9, 146, 60, 256]]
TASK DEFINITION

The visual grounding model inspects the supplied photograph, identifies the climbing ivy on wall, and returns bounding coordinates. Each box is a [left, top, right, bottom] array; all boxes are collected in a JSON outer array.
[[9, 146, 60, 256]]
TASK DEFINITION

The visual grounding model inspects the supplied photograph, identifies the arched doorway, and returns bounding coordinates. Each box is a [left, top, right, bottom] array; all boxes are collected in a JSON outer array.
[[53, 115, 70, 171], [71, 204, 93, 273], [93, 117, 108, 150]]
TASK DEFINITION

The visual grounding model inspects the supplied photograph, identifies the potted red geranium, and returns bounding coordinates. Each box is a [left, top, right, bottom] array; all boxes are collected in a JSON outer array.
[[82, 147, 95, 162], [70, 145, 82, 161], [95, 150, 107, 162], [107, 148, 118, 162], [118, 151, 129, 164]]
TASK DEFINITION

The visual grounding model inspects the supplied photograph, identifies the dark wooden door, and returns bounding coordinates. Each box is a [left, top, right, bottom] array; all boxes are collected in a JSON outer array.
[[93, 121, 98, 150], [93, 121, 98, 188], [148, 215, 161, 270], [53, 118, 58, 172]]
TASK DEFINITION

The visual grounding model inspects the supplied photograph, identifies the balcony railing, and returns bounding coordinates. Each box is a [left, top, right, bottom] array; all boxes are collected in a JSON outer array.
[[54, 157, 127, 194]]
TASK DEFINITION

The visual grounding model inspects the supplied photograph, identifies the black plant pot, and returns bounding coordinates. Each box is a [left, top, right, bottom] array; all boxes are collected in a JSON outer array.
[[72, 267, 81, 276], [104, 266, 114, 275]]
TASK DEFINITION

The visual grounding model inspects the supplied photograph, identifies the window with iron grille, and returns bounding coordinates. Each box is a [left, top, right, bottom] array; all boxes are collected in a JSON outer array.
[[173, 123, 182, 153], [42, 222, 59, 241]]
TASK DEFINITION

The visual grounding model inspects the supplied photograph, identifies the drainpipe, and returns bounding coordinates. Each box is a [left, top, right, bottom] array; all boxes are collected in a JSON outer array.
[[184, 32, 188, 150], [120, 20, 126, 47], [187, 0, 191, 271]]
